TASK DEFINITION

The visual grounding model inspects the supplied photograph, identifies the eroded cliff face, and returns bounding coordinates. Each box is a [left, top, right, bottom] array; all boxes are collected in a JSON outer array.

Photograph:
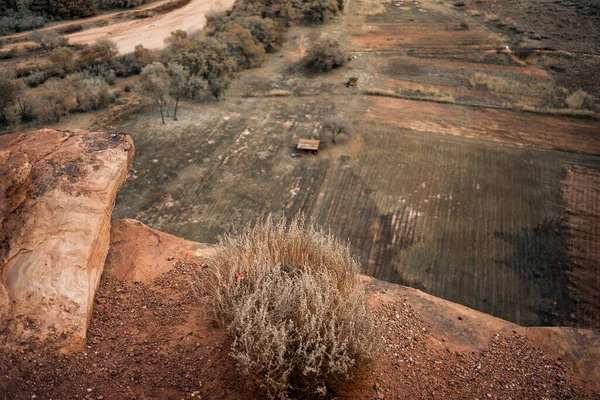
[[0, 129, 134, 351]]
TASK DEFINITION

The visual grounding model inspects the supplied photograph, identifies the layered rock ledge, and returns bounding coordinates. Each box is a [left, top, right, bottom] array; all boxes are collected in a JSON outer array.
[[0, 129, 134, 351]]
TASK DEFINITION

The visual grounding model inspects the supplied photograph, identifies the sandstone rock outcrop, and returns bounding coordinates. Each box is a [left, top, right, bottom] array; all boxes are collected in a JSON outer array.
[[105, 218, 216, 284], [0, 129, 133, 351]]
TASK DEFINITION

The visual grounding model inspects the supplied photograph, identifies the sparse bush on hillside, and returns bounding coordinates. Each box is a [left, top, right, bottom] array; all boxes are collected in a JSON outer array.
[[24, 68, 56, 87], [116, 44, 158, 76], [33, 77, 75, 122], [29, 30, 69, 50], [91, 39, 119, 65], [305, 37, 347, 72], [205, 216, 378, 399], [137, 62, 170, 124], [565, 89, 596, 110], [68, 72, 111, 111], [49, 46, 76, 75], [86, 63, 116, 84]]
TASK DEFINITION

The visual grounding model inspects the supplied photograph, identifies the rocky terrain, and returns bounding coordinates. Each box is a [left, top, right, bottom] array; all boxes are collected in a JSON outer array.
[[0, 129, 134, 351], [0, 129, 599, 398]]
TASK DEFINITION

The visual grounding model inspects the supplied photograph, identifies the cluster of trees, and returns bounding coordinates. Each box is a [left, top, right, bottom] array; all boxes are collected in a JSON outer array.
[[0, 69, 114, 124], [0, 33, 140, 127], [1, 0, 350, 128], [138, 0, 347, 123]]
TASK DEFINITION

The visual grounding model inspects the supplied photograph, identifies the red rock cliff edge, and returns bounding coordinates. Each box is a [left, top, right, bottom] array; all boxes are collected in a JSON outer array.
[[0, 129, 134, 351]]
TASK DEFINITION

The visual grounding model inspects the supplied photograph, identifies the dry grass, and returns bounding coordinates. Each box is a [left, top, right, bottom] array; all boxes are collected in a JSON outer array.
[[354, 0, 391, 16], [520, 105, 598, 119], [365, 87, 456, 104], [565, 89, 596, 110], [203, 216, 378, 399], [266, 89, 293, 97], [469, 72, 553, 97]]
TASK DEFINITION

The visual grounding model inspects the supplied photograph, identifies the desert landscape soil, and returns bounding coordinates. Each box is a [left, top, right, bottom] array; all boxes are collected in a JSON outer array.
[[1, 222, 598, 399], [1, 0, 235, 53], [101, 0, 600, 330]]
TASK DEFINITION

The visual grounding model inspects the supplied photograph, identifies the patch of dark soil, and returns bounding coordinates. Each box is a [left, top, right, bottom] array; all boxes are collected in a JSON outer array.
[[470, 0, 600, 54], [494, 217, 575, 326]]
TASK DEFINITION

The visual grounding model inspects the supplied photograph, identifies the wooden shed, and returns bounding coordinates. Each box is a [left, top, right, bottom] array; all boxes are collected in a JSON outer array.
[[297, 139, 321, 154]]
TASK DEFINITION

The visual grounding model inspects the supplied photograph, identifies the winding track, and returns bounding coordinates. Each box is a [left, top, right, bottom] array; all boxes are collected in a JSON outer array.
[[1, 0, 235, 53]]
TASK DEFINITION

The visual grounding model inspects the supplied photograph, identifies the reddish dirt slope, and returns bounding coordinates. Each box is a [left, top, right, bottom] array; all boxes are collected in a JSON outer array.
[[1, 220, 598, 399]]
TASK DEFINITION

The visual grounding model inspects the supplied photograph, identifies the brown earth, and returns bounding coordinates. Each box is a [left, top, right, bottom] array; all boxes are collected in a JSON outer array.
[[365, 95, 600, 154], [1, 220, 598, 399], [562, 167, 600, 330], [0, 129, 134, 352]]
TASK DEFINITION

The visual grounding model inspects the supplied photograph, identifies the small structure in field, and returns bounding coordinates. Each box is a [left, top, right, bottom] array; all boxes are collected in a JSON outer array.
[[297, 139, 321, 154], [346, 76, 358, 88]]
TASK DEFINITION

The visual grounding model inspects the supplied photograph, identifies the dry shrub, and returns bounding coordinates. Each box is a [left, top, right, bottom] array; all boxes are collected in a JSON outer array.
[[365, 87, 395, 97], [565, 89, 596, 110], [266, 89, 292, 97], [305, 38, 347, 72], [365, 87, 455, 104], [354, 0, 391, 16], [520, 105, 598, 119], [469, 73, 552, 97], [205, 216, 378, 399]]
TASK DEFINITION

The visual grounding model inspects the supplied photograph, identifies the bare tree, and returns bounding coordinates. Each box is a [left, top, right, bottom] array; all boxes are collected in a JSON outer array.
[[321, 114, 353, 144], [68, 72, 110, 111], [138, 62, 170, 124], [167, 63, 188, 120], [29, 30, 68, 50]]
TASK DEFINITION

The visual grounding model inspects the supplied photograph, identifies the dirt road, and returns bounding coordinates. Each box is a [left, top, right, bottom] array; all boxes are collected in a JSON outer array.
[[67, 0, 234, 53], [0, 0, 172, 42], [1, 0, 234, 54]]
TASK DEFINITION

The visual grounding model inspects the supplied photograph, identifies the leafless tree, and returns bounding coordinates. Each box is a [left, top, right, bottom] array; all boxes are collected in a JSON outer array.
[[29, 30, 68, 50], [321, 114, 353, 144], [167, 63, 188, 120], [138, 62, 170, 124]]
